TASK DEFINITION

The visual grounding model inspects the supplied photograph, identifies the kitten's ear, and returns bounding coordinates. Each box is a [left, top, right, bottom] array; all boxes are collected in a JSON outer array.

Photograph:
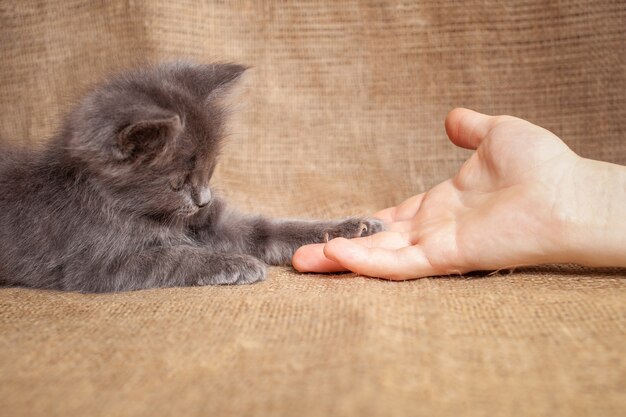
[[113, 112, 182, 161], [171, 62, 248, 100], [211, 63, 248, 89], [206, 63, 249, 99]]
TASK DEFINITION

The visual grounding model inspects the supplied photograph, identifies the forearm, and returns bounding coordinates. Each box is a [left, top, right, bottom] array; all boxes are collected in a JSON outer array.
[[248, 218, 337, 265], [69, 246, 207, 292], [559, 158, 626, 267], [192, 207, 334, 265]]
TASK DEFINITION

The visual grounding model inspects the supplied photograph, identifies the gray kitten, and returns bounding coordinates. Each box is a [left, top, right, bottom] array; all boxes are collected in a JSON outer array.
[[0, 62, 383, 293]]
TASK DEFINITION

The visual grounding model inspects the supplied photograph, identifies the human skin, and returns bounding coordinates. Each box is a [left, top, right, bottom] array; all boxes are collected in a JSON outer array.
[[292, 108, 626, 280]]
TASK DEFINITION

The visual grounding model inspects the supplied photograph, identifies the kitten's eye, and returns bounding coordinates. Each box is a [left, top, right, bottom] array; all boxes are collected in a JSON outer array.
[[169, 176, 185, 191]]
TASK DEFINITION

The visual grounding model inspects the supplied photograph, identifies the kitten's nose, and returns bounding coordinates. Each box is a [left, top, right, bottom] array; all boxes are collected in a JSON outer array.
[[192, 186, 211, 208]]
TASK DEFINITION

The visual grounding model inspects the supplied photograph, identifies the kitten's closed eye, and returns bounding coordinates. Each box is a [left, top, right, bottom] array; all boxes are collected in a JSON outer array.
[[169, 176, 186, 191]]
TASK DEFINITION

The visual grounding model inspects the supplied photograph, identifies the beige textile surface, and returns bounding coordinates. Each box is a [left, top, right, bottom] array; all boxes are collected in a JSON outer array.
[[0, 1, 625, 416]]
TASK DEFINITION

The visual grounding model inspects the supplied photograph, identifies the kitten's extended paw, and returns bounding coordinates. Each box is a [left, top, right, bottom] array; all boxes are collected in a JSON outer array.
[[200, 254, 267, 286], [323, 218, 385, 242]]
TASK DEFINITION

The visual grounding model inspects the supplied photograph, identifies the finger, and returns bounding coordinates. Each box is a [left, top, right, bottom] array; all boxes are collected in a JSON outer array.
[[357, 231, 412, 250], [445, 108, 495, 150], [323, 238, 438, 280], [374, 193, 425, 223], [293, 231, 411, 273], [292, 243, 348, 273]]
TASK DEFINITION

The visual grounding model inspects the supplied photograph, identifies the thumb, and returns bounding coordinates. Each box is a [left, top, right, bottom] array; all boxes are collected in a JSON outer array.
[[445, 108, 495, 150]]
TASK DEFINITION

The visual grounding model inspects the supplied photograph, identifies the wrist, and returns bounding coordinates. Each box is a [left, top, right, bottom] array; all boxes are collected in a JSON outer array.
[[556, 157, 626, 267]]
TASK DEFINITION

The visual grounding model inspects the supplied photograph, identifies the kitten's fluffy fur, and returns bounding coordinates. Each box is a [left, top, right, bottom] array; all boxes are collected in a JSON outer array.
[[0, 62, 383, 293]]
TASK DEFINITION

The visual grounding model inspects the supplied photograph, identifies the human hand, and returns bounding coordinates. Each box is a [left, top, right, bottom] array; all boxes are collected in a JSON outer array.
[[292, 108, 626, 279]]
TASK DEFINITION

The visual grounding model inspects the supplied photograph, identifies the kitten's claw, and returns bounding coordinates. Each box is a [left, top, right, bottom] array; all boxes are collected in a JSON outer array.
[[323, 218, 385, 242]]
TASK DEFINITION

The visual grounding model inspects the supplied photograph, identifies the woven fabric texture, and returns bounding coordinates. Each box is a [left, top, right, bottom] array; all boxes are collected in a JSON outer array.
[[0, 1, 625, 416]]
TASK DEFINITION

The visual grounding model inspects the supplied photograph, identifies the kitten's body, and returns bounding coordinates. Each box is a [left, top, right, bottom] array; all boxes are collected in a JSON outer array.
[[0, 62, 382, 293]]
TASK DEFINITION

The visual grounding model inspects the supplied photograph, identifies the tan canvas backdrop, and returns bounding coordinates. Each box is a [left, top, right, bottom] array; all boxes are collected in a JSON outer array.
[[0, 1, 625, 416]]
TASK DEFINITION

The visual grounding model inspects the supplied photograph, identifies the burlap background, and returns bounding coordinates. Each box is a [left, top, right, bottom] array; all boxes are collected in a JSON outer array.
[[0, 1, 625, 416]]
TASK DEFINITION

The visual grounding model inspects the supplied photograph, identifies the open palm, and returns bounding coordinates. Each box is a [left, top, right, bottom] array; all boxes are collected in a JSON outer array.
[[293, 108, 581, 279]]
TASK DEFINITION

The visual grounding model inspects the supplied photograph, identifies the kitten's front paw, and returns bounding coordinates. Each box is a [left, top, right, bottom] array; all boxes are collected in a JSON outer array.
[[200, 254, 267, 286], [323, 218, 385, 242]]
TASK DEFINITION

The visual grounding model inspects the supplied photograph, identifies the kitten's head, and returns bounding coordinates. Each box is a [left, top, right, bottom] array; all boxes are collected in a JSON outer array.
[[65, 61, 247, 221]]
